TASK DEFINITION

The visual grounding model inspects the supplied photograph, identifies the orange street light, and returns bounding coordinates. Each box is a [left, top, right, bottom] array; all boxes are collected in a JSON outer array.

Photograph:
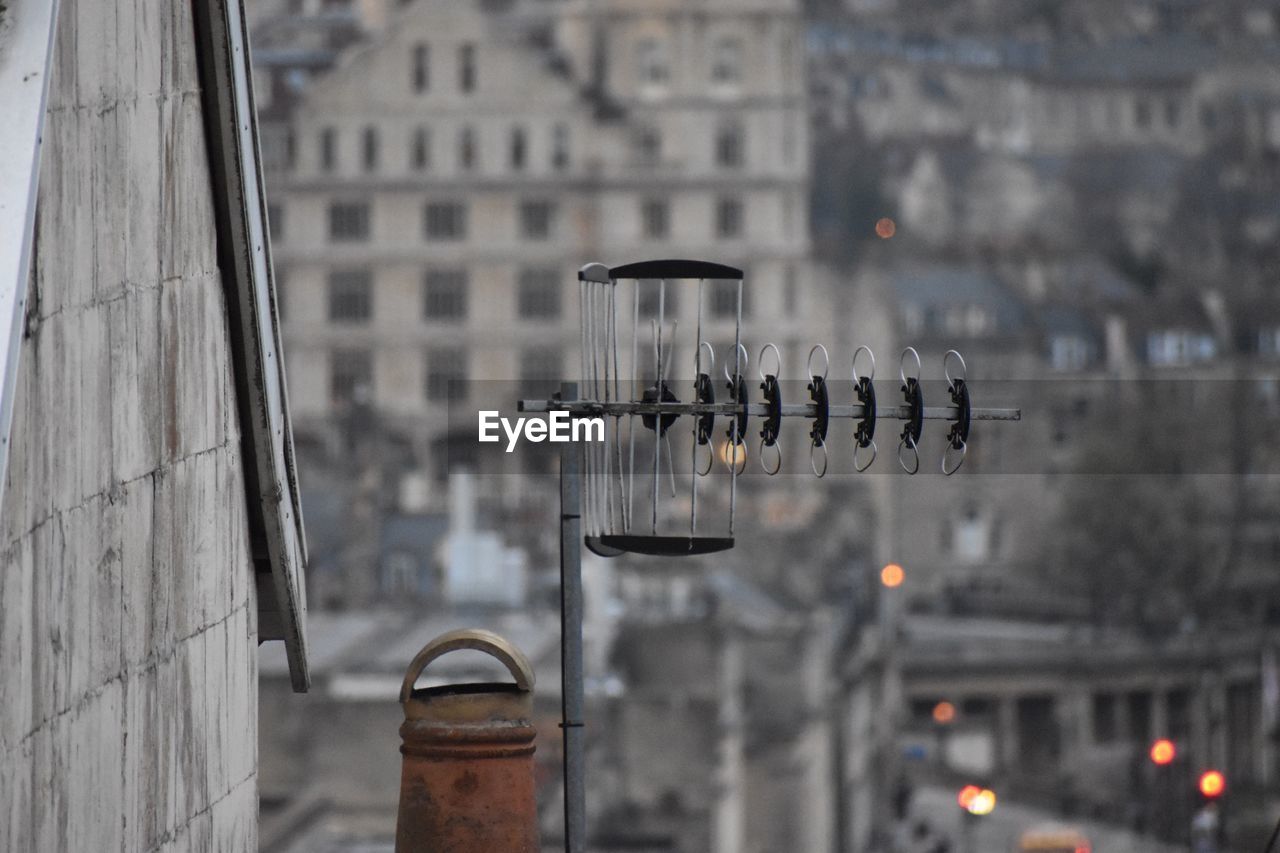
[[957, 785, 981, 810], [1150, 738, 1176, 766], [966, 788, 997, 816], [875, 217, 897, 239], [1198, 769, 1225, 798], [880, 563, 905, 588], [932, 701, 957, 725]]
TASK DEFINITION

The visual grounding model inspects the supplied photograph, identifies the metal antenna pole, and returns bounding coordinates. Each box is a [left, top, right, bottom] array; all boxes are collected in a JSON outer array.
[[559, 380, 586, 853]]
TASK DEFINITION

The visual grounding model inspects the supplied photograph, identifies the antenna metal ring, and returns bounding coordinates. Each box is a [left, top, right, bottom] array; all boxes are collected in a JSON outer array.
[[852, 345, 876, 384], [807, 344, 830, 382], [899, 346, 922, 388]]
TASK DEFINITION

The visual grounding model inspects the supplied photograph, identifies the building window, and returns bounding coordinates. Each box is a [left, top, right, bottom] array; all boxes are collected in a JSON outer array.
[[1092, 693, 1118, 743], [634, 126, 662, 166], [1049, 335, 1091, 371], [362, 125, 379, 172], [716, 196, 743, 239], [331, 349, 373, 406], [1167, 689, 1192, 742], [426, 347, 468, 402], [943, 304, 993, 337], [552, 123, 570, 171], [1126, 692, 1151, 743], [459, 43, 477, 93], [952, 508, 990, 562], [458, 126, 477, 172], [412, 127, 430, 171], [424, 201, 467, 241], [517, 268, 561, 320], [711, 36, 742, 85], [267, 202, 285, 241], [1164, 98, 1181, 128], [520, 346, 562, 387], [636, 38, 669, 88], [783, 265, 797, 317], [710, 279, 740, 319], [412, 43, 429, 93], [1147, 330, 1216, 366], [510, 126, 527, 172], [641, 199, 669, 240], [1134, 98, 1152, 130], [383, 552, 419, 597], [328, 201, 370, 241], [423, 270, 467, 320], [320, 127, 337, 172], [1258, 326, 1280, 357], [519, 200, 556, 240], [715, 121, 744, 168], [328, 270, 372, 323], [262, 126, 293, 172]]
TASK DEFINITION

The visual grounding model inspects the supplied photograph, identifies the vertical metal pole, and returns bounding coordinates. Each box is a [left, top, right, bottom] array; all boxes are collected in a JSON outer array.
[[559, 381, 586, 853]]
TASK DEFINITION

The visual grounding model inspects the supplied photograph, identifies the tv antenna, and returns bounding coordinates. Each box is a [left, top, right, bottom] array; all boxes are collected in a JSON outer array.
[[515, 260, 1022, 853]]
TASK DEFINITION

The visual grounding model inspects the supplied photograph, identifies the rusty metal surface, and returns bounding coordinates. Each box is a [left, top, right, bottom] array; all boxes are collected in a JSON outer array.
[[395, 630, 540, 853]]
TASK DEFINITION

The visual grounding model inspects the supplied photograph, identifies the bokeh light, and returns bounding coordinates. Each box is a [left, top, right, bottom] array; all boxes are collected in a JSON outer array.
[[1199, 770, 1225, 798], [1149, 738, 1175, 765]]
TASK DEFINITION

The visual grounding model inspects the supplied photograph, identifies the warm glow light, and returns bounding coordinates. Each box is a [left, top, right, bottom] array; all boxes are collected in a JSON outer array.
[[875, 217, 897, 239], [1150, 738, 1176, 766], [957, 785, 998, 815], [718, 439, 746, 470], [932, 701, 957, 725], [1199, 770, 1225, 798], [880, 563, 905, 588], [967, 788, 997, 816]]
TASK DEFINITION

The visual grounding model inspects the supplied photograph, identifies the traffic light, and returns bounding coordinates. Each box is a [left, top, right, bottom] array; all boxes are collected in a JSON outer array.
[[1149, 738, 1176, 766], [1198, 769, 1225, 799]]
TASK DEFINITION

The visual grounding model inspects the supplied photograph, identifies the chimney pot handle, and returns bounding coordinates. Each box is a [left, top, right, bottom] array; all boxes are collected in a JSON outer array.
[[399, 628, 535, 703]]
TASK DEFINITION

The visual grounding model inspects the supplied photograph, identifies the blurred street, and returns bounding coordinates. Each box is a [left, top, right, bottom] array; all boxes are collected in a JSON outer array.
[[908, 785, 1184, 853]]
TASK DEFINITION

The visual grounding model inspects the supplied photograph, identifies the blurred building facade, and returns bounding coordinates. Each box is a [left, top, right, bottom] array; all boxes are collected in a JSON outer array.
[[809, 2, 1280, 845], [246, 0, 1280, 849], [256, 0, 814, 496]]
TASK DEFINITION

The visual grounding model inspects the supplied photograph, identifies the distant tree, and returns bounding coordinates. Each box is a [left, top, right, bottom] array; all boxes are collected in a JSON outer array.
[[1038, 387, 1220, 634]]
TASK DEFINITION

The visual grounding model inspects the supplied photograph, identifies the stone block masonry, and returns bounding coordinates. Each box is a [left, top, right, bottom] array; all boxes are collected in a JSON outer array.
[[0, 0, 262, 849]]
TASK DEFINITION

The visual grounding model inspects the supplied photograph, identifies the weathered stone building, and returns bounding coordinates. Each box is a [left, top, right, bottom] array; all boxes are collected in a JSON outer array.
[[257, 0, 813, 491], [0, 0, 307, 849]]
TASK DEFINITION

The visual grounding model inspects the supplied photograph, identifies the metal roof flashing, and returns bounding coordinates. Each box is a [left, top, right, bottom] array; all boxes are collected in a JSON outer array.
[[0, 0, 60, 522], [193, 0, 311, 691]]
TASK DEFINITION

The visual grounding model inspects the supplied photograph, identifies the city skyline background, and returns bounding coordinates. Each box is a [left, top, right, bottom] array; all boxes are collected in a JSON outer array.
[[248, 1, 1280, 851]]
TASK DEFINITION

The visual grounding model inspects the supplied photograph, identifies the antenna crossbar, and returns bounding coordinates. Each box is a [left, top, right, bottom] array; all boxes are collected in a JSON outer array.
[[518, 399, 1022, 422]]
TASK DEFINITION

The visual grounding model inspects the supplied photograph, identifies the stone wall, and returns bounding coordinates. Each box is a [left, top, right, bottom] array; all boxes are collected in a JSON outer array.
[[0, 1, 260, 849]]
